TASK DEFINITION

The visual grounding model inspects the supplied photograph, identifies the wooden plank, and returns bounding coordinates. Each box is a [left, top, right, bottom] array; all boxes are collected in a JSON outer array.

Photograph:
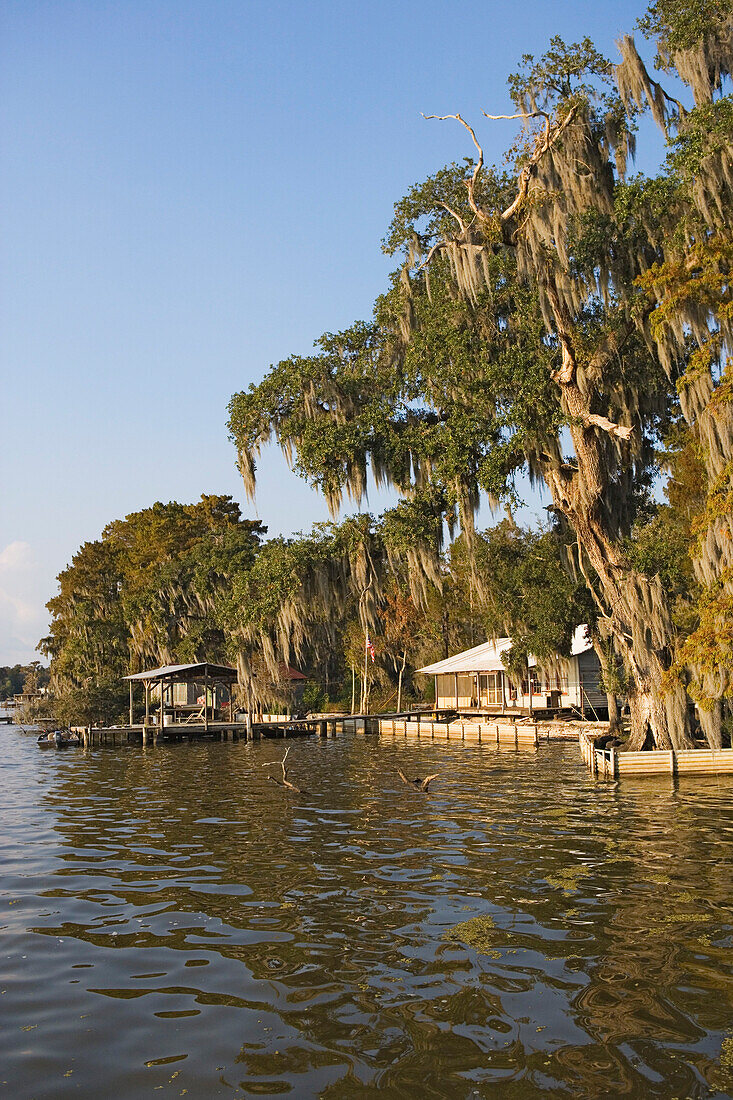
[[616, 751, 672, 775]]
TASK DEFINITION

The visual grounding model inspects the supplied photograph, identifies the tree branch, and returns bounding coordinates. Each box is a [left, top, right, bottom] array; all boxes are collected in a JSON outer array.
[[262, 745, 303, 792], [501, 105, 578, 224], [422, 113, 484, 216], [437, 201, 468, 233], [482, 109, 551, 146], [580, 413, 633, 440]]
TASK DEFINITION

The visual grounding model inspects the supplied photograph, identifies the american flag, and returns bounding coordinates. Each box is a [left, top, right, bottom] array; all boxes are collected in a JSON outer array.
[[366, 634, 375, 663]]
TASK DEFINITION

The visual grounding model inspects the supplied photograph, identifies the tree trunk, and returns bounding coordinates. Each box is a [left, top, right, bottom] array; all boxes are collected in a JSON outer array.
[[540, 314, 694, 751], [698, 700, 722, 750], [579, 531, 691, 751], [606, 690, 619, 728]]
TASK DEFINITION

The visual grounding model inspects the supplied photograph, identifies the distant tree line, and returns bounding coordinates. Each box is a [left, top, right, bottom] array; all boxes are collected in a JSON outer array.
[[0, 662, 49, 701]]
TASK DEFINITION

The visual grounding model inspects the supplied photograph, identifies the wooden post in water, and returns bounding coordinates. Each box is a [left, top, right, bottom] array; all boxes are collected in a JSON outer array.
[[129, 681, 133, 727], [160, 679, 166, 740]]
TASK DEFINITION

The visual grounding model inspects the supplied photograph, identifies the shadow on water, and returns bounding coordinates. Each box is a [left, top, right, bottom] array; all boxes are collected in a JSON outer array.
[[0, 728, 732, 1098]]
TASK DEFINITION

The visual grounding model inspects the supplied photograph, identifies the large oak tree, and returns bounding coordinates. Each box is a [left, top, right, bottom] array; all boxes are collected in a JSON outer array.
[[229, 2, 732, 748]]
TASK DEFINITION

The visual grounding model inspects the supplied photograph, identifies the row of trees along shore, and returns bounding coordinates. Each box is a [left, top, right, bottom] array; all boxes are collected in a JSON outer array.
[[0, 663, 49, 701], [40, 493, 597, 725], [41, 2, 731, 747], [228, 1, 733, 751]]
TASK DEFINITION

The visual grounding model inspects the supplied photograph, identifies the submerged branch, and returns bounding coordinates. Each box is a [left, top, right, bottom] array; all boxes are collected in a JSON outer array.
[[397, 768, 439, 792], [263, 745, 304, 793]]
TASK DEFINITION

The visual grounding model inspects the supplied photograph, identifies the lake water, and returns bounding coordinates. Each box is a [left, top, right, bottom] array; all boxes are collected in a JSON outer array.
[[1, 726, 732, 1099]]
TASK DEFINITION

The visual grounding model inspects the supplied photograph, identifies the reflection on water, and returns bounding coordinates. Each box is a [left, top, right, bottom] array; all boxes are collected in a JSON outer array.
[[1, 729, 732, 1098]]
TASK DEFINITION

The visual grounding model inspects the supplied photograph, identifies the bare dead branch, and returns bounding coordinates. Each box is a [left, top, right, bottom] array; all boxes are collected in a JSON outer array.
[[482, 109, 551, 146], [422, 112, 484, 216], [398, 768, 440, 792], [580, 413, 634, 440], [263, 745, 303, 793], [501, 105, 578, 224], [416, 239, 447, 273], [437, 201, 468, 233]]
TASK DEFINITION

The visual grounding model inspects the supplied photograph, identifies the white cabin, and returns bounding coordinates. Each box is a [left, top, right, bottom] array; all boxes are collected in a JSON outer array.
[[418, 626, 607, 717]]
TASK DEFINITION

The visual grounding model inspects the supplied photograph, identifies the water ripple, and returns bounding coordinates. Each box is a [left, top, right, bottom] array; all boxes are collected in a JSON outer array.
[[0, 731, 731, 1097]]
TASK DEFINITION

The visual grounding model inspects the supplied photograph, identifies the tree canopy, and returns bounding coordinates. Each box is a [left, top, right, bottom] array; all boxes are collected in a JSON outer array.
[[228, 1, 733, 748]]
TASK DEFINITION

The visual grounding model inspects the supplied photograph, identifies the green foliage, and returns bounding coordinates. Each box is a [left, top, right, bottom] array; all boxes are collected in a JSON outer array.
[[451, 522, 593, 675], [229, 169, 565, 529], [53, 676, 129, 728], [626, 505, 693, 593], [383, 163, 513, 257], [43, 495, 267, 719], [638, 0, 732, 58], [508, 35, 613, 109], [0, 663, 49, 700], [668, 97, 733, 177]]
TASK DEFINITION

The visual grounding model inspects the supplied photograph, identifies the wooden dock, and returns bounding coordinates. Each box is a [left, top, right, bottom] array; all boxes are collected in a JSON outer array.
[[70, 714, 368, 746], [65, 711, 541, 749], [578, 730, 733, 778]]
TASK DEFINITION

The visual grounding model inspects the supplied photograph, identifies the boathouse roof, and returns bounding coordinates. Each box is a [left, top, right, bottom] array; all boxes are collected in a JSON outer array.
[[418, 638, 513, 675], [417, 626, 592, 676], [124, 662, 239, 683]]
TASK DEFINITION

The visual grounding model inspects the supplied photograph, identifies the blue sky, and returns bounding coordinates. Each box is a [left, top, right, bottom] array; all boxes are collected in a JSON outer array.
[[1, 0, 661, 663]]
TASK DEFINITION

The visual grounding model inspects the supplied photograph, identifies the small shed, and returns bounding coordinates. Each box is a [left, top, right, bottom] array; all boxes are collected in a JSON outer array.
[[418, 626, 607, 716]]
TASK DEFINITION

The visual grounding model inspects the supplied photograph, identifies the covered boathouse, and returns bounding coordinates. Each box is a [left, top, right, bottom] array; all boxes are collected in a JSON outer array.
[[124, 661, 239, 730], [418, 626, 608, 718]]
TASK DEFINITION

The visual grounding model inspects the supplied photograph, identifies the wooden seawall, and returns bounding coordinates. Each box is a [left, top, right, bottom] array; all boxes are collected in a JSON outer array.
[[379, 716, 538, 747], [578, 730, 733, 778]]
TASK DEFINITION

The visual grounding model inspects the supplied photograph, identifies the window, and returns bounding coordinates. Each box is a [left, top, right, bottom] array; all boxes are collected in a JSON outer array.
[[521, 671, 540, 696]]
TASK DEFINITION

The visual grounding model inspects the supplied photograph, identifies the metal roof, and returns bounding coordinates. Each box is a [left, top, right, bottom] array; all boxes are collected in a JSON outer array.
[[124, 662, 238, 683], [417, 626, 592, 676], [418, 638, 513, 675]]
